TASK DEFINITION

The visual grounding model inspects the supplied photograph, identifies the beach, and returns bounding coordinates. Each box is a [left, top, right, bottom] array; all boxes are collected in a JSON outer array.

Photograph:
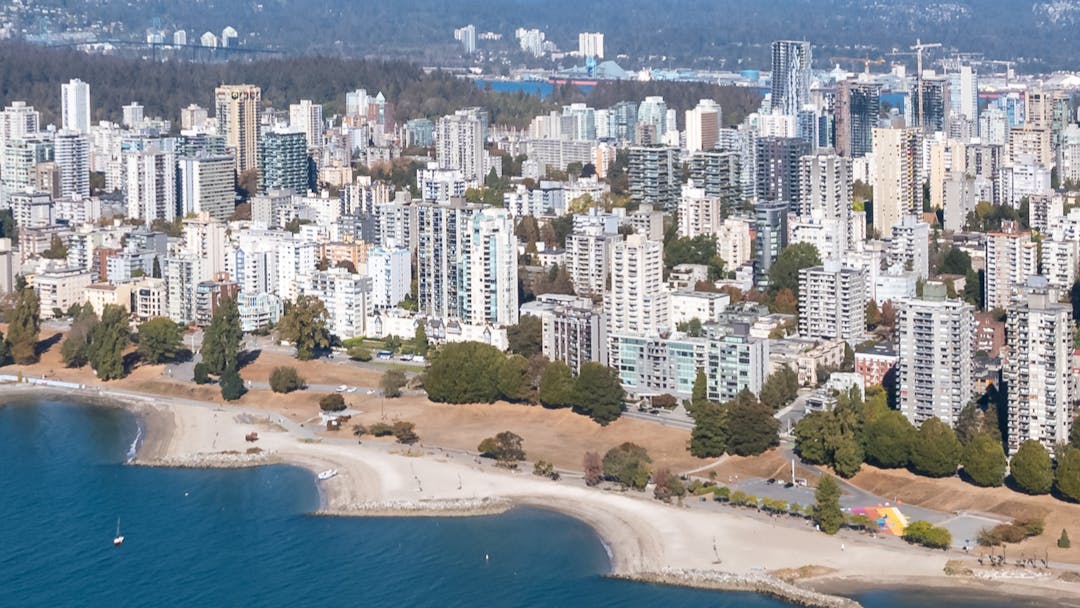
[[5, 385, 1078, 607]]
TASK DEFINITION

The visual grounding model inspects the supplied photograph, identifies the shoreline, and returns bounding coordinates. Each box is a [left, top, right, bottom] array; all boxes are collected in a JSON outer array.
[[3, 385, 1077, 608]]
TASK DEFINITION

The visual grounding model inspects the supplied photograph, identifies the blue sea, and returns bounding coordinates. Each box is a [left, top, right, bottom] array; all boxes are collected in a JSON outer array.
[[0, 400, 1030, 607]]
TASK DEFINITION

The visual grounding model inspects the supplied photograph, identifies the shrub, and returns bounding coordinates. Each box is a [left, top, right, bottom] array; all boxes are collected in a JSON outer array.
[[712, 486, 731, 502], [846, 514, 875, 532], [652, 468, 686, 502], [381, 369, 407, 398], [533, 460, 559, 480], [193, 362, 210, 384], [352, 424, 367, 437], [902, 520, 952, 549], [392, 421, 419, 445], [977, 520, 1043, 546], [347, 344, 372, 361], [601, 442, 652, 490], [477, 431, 526, 465], [319, 393, 347, 412], [1059, 529, 1071, 549], [269, 366, 305, 393], [583, 451, 602, 486], [369, 422, 394, 437]]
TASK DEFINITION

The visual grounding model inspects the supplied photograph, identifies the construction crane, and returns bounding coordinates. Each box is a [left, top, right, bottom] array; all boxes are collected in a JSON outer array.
[[828, 53, 885, 75], [911, 38, 942, 130], [984, 60, 1016, 87]]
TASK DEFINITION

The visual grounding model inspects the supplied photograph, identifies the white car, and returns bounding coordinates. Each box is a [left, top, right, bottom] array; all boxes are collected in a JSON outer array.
[[346, 387, 358, 393], [336, 385, 348, 392]]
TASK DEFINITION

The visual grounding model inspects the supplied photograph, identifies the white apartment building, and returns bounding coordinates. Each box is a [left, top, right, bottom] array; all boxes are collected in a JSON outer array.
[[435, 110, 488, 184], [606, 233, 670, 340], [797, 261, 867, 344], [889, 215, 930, 280], [677, 182, 723, 238], [715, 218, 752, 269], [565, 223, 617, 298], [871, 127, 920, 236], [685, 99, 721, 153], [35, 267, 93, 318], [54, 130, 90, 200], [288, 99, 324, 149], [60, 79, 91, 134], [985, 221, 1038, 311], [178, 155, 235, 220], [365, 246, 410, 310], [1004, 279, 1074, 454], [125, 149, 176, 224], [896, 282, 975, 427], [1041, 232, 1078, 292], [305, 267, 370, 340]]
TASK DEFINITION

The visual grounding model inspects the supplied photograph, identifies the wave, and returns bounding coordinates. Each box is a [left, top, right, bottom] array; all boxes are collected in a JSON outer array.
[[126, 422, 143, 464]]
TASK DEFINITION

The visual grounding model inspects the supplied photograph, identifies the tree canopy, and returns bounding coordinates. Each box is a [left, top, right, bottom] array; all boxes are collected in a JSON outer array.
[[813, 475, 844, 535], [506, 315, 542, 358], [136, 317, 184, 364], [602, 442, 652, 490], [768, 242, 821, 294], [571, 362, 625, 425], [8, 287, 40, 364], [477, 431, 526, 465], [88, 305, 130, 381], [1010, 440, 1054, 495], [538, 360, 575, 408], [909, 418, 962, 478], [960, 433, 1006, 487], [278, 295, 331, 360], [201, 296, 242, 375]]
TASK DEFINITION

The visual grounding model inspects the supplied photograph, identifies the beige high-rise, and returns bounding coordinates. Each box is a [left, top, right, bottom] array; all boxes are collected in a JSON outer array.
[[214, 84, 261, 175], [871, 127, 920, 236]]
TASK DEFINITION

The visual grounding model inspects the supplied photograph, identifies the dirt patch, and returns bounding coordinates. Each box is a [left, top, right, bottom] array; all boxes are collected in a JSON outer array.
[[770, 565, 838, 582], [698, 451, 819, 484], [240, 351, 384, 388]]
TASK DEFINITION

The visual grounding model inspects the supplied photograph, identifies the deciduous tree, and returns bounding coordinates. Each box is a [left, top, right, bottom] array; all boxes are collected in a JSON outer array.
[[602, 442, 652, 490], [381, 369, 407, 398], [278, 295, 331, 360], [768, 242, 821, 294], [477, 431, 526, 465], [269, 366, 306, 393]]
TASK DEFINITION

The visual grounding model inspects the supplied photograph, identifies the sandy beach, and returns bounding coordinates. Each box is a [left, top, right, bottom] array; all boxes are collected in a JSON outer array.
[[6, 385, 1080, 607]]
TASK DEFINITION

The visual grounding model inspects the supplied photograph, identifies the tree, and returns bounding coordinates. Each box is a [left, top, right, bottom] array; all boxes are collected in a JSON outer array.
[[862, 411, 914, 468], [424, 341, 507, 403], [689, 401, 729, 457], [269, 366, 306, 393], [813, 475, 844, 535], [42, 235, 68, 259], [759, 365, 798, 410], [908, 417, 962, 478], [939, 248, 972, 275], [960, 433, 1007, 487], [201, 296, 242, 375], [602, 442, 652, 490], [477, 431, 526, 465], [1010, 440, 1054, 495], [1059, 529, 1071, 549], [831, 434, 865, 478], [571, 362, 624, 425], [8, 287, 40, 364], [506, 314, 541, 358], [768, 242, 821, 294], [413, 324, 429, 356], [690, 369, 708, 412], [219, 368, 247, 401], [278, 295, 331, 360], [0, 330, 11, 366], [583, 451, 603, 486], [61, 312, 98, 368], [136, 317, 184, 364], [955, 402, 984, 446], [652, 468, 686, 502], [495, 354, 530, 402], [381, 369, 407, 398], [794, 411, 836, 465], [879, 300, 897, 329], [865, 299, 881, 328], [319, 393, 346, 411], [88, 304, 130, 381], [538, 360, 575, 408], [193, 362, 210, 384], [725, 389, 780, 456], [1055, 447, 1080, 502]]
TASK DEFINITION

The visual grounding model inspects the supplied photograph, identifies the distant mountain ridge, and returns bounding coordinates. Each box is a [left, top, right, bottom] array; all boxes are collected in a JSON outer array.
[[16, 0, 1080, 71]]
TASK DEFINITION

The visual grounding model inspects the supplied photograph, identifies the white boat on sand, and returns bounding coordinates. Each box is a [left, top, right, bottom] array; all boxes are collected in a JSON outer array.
[[317, 469, 338, 481]]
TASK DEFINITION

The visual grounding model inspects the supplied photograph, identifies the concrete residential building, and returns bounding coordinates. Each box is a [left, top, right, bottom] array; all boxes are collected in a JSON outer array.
[[416, 203, 518, 326], [872, 127, 921, 236], [306, 267, 371, 340], [124, 149, 177, 224], [164, 254, 200, 325], [215, 84, 262, 174], [178, 155, 235, 220], [1041, 233, 1079, 292], [834, 79, 880, 157], [889, 215, 930, 279], [435, 109, 487, 184], [365, 246, 410, 310], [54, 131, 90, 199], [61, 79, 91, 133], [288, 99, 324, 149], [1004, 278, 1074, 454], [1, 101, 40, 142], [606, 233, 670, 340], [578, 32, 604, 58], [677, 183, 723, 238], [896, 282, 975, 427], [523, 294, 606, 373], [755, 200, 788, 286], [688, 151, 740, 202], [798, 261, 867, 344], [565, 223, 617, 298], [715, 218, 753, 269], [35, 267, 93, 318], [985, 221, 1038, 311], [756, 136, 809, 206], [685, 99, 721, 153]]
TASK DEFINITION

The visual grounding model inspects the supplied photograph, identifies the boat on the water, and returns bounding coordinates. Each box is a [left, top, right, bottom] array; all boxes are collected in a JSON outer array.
[[317, 469, 338, 480], [113, 518, 124, 547]]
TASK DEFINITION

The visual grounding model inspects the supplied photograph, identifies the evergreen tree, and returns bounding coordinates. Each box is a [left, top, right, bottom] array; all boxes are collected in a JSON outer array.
[[219, 368, 247, 401], [831, 434, 864, 478], [689, 401, 729, 458], [8, 287, 41, 364], [413, 323, 429, 356], [794, 410, 836, 465], [538, 360, 574, 408], [813, 475, 844, 535], [960, 432, 1007, 487], [1010, 440, 1054, 495], [725, 389, 780, 456], [201, 296, 242, 375], [909, 418, 962, 478], [136, 317, 184, 364], [87, 304, 130, 381], [152, 256, 162, 278], [1059, 529, 1071, 549], [862, 410, 915, 468], [277, 294, 330, 360], [767, 242, 821, 294], [1055, 447, 1080, 502], [571, 362, 624, 425], [0, 329, 11, 365], [689, 369, 708, 412]]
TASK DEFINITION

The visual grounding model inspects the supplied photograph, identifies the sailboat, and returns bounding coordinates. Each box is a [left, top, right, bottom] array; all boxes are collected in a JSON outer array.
[[113, 518, 124, 547]]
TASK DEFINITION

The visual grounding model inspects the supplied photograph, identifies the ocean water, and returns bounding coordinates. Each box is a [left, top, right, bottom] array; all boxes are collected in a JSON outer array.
[[0, 400, 1026, 607]]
